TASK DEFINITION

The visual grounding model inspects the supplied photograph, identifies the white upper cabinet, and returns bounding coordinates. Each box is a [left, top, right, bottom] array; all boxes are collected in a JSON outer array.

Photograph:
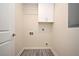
[[38, 3, 55, 23]]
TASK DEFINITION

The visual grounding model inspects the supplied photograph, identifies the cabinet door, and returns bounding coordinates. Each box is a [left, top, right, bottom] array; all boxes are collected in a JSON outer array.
[[38, 3, 54, 22]]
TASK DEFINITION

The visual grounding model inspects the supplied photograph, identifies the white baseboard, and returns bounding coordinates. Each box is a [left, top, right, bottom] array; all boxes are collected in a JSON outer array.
[[24, 47, 51, 49], [17, 47, 58, 56]]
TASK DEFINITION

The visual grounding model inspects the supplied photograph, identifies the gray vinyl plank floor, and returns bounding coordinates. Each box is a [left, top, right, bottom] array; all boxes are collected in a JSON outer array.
[[20, 49, 54, 56]]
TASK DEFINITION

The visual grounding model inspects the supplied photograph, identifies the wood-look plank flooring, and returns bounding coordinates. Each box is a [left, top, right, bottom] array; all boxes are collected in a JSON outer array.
[[20, 49, 54, 56]]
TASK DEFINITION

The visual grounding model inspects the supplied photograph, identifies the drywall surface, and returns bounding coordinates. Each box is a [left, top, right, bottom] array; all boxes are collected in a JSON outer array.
[[52, 4, 79, 56], [23, 4, 52, 48], [15, 4, 25, 55]]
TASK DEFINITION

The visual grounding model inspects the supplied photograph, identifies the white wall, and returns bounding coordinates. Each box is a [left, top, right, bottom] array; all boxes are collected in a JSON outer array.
[[15, 3, 79, 56], [52, 3, 79, 56], [23, 4, 52, 48], [15, 4, 25, 55]]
